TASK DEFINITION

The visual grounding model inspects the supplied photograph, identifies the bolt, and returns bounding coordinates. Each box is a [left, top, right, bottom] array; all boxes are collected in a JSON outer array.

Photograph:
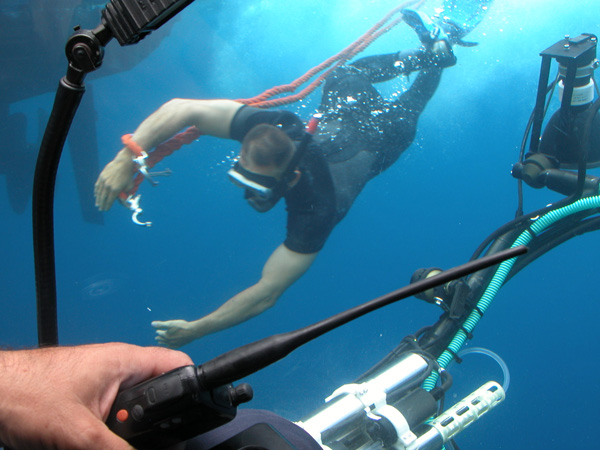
[[564, 44, 570, 49]]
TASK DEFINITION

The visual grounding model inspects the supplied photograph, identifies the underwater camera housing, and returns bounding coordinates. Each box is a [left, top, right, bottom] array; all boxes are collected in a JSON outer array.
[[512, 34, 600, 197]]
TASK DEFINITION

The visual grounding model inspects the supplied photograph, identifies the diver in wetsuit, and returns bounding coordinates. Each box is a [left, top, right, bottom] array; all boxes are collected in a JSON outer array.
[[94, 10, 463, 348]]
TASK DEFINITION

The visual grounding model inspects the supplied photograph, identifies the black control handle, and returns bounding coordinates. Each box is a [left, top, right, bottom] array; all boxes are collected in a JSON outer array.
[[106, 365, 253, 449]]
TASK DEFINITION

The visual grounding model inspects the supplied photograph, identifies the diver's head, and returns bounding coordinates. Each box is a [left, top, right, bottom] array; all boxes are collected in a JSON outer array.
[[228, 124, 301, 212]]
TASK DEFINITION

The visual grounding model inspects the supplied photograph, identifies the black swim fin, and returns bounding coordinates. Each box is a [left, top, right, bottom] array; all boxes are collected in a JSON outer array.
[[437, 0, 494, 46], [403, 0, 493, 48]]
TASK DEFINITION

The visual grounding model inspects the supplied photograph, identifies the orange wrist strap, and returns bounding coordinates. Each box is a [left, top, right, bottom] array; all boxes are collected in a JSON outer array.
[[121, 134, 145, 157]]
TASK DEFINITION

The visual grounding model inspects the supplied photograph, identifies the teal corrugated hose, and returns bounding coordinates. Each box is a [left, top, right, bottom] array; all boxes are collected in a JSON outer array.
[[423, 191, 600, 391]]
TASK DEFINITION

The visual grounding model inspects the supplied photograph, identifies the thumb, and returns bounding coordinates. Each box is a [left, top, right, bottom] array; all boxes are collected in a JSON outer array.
[[91, 425, 135, 450], [69, 411, 135, 450]]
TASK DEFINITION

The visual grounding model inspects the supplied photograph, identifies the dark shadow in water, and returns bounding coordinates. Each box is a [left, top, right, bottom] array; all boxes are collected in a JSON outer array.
[[0, 0, 181, 222], [79, 272, 124, 301]]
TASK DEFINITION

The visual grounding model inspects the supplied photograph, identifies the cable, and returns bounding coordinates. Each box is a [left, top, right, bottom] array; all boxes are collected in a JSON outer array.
[[423, 189, 600, 391], [457, 347, 510, 393]]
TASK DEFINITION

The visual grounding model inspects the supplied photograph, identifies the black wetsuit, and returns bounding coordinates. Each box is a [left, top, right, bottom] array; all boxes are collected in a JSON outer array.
[[230, 51, 442, 254]]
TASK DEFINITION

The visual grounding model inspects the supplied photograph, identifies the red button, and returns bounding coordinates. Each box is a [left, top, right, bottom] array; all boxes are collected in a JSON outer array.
[[116, 409, 129, 422]]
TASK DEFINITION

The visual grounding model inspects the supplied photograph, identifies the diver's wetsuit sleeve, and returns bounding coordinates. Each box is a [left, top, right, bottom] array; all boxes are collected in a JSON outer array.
[[229, 106, 305, 141], [284, 211, 336, 254]]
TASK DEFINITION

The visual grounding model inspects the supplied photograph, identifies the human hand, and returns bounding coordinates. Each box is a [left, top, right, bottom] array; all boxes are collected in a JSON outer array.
[[94, 149, 137, 211], [152, 319, 200, 349], [0, 343, 192, 450]]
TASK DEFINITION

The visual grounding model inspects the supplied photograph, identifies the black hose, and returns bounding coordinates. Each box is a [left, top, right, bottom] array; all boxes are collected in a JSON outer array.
[[33, 77, 85, 347], [506, 213, 600, 281], [470, 197, 576, 262]]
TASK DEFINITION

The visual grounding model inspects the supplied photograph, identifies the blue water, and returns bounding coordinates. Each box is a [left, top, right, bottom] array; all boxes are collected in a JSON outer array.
[[2, 0, 600, 448]]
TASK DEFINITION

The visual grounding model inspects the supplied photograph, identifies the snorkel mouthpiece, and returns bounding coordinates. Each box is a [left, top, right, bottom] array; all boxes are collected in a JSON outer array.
[[244, 190, 279, 213]]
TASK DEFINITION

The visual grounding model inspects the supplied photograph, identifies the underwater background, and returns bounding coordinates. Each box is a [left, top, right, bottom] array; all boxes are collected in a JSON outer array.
[[1, 0, 600, 448]]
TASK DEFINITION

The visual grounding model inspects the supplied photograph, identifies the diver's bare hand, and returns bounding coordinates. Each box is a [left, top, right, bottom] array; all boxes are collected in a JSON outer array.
[[94, 148, 137, 211], [152, 320, 201, 349]]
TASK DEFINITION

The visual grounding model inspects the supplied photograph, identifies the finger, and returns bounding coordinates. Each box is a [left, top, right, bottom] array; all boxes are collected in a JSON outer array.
[[94, 183, 103, 208], [86, 422, 134, 450], [94, 180, 100, 199], [99, 191, 114, 211], [97, 183, 117, 211], [155, 337, 177, 349], [154, 334, 172, 344], [151, 321, 169, 329], [116, 346, 193, 387], [97, 188, 109, 211], [56, 408, 134, 450]]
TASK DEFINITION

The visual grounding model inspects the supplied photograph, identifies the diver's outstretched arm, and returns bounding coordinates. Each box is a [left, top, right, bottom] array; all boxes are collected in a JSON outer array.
[[124, 98, 243, 149], [152, 244, 318, 348], [94, 99, 243, 211]]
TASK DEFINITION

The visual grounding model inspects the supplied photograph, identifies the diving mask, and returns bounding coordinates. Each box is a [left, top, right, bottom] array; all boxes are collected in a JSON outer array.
[[228, 162, 285, 212], [228, 162, 279, 199], [228, 113, 322, 212]]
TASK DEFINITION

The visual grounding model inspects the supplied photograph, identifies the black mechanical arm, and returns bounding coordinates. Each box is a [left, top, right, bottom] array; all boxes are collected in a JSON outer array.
[[33, 0, 198, 348]]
